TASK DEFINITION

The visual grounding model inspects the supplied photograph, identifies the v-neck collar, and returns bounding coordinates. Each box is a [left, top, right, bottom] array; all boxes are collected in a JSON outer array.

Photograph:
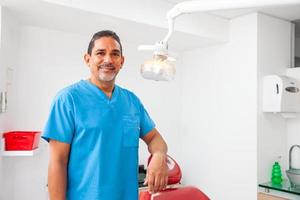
[[82, 79, 119, 104]]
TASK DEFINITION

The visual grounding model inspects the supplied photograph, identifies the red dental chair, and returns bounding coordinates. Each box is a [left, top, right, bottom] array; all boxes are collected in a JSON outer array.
[[139, 155, 210, 200]]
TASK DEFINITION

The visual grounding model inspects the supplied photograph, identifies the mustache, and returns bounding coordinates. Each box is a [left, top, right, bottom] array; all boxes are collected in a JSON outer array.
[[98, 63, 116, 70]]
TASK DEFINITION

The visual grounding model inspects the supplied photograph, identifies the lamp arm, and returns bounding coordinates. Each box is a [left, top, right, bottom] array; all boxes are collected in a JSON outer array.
[[162, 0, 300, 43]]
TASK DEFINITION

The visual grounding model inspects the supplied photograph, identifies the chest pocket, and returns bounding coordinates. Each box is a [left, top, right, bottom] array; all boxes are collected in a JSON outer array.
[[122, 116, 140, 147]]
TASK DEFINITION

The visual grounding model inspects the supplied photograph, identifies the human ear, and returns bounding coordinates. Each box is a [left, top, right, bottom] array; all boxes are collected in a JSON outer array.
[[120, 56, 125, 68], [84, 53, 90, 66]]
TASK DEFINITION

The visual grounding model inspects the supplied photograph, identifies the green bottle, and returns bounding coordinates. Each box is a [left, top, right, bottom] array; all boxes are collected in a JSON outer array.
[[271, 161, 283, 185]]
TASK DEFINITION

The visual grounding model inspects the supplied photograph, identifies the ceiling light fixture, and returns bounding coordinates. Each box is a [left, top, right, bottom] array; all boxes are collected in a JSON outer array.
[[138, 0, 300, 81]]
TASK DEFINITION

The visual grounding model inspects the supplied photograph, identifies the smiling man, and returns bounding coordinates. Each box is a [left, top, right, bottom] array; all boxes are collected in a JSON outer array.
[[42, 30, 168, 200]]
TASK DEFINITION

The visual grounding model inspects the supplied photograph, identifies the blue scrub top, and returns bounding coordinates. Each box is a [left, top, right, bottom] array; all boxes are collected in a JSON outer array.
[[42, 80, 155, 200]]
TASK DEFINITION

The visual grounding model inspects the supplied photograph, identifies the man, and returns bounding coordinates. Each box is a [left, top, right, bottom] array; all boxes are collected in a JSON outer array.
[[43, 30, 168, 200]]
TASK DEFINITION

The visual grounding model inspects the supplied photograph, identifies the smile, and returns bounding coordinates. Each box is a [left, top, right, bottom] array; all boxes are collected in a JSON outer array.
[[99, 67, 115, 72]]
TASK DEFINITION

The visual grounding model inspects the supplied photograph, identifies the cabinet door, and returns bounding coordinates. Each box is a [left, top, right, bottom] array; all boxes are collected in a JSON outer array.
[[258, 192, 289, 200]]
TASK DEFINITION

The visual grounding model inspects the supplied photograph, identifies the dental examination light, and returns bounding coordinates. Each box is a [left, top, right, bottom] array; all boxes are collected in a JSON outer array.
[[138, 0, 300, 81]]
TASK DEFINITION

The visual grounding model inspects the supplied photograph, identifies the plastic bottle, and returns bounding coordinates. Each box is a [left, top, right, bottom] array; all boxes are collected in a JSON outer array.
[[271, 160, 283, 185]]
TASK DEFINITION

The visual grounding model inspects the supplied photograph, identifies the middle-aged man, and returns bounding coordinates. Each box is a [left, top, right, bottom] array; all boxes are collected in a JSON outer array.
[[42, 30, 168, 200]]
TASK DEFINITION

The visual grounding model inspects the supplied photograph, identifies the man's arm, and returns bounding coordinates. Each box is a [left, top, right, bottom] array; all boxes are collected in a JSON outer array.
[[142, 128, 168, 193], [48, 139, 70, 200]]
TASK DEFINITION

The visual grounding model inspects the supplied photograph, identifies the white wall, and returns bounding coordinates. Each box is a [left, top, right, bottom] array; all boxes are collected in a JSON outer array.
[[286, 68, 300, 170], [0, 5, 3, 200], [2, 24, 181, 200], [0, 5, 2, 90], [179, 13, 258, 200], [257, 14, 292, 183], [2, 25, 90, 200], [0, 7, 20, 200], [178, 12, 292, 200]]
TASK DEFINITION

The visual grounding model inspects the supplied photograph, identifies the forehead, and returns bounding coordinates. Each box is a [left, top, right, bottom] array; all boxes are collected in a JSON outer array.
[[92, 37, 121, 52]]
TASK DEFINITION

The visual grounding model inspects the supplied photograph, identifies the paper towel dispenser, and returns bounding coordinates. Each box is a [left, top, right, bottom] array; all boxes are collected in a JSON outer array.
[[263, 75, 300, 113]]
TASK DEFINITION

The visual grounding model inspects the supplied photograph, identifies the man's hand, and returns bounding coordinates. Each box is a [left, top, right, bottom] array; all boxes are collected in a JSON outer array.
[[141, 128, 168, 193], [144, 152, 168, 193]]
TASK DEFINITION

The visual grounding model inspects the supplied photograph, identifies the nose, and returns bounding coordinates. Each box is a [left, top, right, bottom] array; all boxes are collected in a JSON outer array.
[[103, 54, 112, 63]]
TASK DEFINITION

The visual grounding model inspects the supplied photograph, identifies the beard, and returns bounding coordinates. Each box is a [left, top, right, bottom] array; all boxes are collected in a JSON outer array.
[[97, 63, 117, 82], [98, 72, 116, 82]]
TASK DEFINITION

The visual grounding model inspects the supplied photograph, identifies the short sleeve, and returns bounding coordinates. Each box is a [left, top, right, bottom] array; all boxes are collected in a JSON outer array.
[[138, 101, 155, 138], [42, 92, 75, 144]]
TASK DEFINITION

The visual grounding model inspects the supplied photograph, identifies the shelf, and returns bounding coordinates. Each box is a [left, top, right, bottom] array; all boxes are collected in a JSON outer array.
[[259, 180, 300, 196], [1, 149, 37, 156], [1, 138, 38, 157]]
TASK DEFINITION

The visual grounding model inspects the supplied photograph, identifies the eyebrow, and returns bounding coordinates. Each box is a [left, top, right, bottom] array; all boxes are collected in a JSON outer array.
[[95, 49, 121, 53]]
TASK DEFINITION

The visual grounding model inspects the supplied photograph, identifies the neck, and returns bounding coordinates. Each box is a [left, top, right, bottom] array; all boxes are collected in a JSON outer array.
[[89, 77, 115, 98]]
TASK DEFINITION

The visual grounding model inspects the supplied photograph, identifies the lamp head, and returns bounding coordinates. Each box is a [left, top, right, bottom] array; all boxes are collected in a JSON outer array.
[[138, 41, 176, 81]]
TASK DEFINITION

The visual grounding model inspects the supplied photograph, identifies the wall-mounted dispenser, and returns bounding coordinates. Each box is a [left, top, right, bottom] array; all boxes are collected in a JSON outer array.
[[263, 75, 300, 113], [0, 67, 13, 114], [0, 91, 7, 113]]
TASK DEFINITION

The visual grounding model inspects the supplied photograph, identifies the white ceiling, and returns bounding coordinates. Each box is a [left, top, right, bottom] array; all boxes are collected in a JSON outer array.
[[163, 0, 300, 21], [163, 0, 300, 36], [0, 0, 230, 52], [1, 0, 300, 50], [164, 0, 186, 4]]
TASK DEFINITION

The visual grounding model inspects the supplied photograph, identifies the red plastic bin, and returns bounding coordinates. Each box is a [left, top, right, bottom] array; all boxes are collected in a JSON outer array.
[[3, 131, 41, 151]]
